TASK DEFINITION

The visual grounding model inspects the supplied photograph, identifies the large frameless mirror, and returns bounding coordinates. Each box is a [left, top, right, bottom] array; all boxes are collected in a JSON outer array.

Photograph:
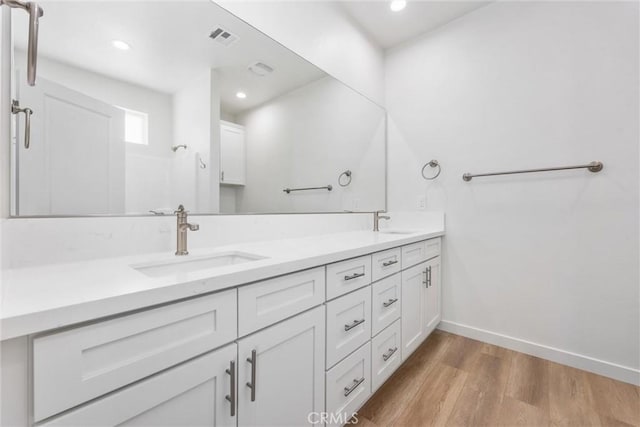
[[10, 0, 386, 217]]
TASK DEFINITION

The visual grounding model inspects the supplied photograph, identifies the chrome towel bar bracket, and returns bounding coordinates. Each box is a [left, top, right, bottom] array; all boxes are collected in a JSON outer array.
[[463, 161, 604, 182]]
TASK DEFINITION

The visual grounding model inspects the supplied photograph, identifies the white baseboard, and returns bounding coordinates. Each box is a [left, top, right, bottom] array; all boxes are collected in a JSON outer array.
[[438, 320, 640, 386]]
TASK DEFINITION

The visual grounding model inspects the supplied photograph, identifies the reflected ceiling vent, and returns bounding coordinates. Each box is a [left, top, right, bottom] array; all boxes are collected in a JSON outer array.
[[209, 27, 238, 46], [248, 62, 274, 77]]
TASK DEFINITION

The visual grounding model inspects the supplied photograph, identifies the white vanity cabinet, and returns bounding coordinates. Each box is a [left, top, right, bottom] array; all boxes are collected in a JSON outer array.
[[237, 306, 325, 427], [41, 343, 238, 427], [11, 236, 442, 427]]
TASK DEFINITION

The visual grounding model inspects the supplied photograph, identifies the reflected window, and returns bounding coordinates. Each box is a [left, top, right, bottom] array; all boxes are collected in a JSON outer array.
[[120, 107, 148, 145]]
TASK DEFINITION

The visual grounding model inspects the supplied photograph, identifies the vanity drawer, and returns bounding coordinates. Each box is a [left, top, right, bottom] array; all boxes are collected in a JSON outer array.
[[326, 286, 371, 368], [325, 342, 371, 427], [371, 273, 402, 336], [371, 319, 402, 392], [326, 255, 372, 300], [238, 267, 325, 336], [402, 238, 440, 269], [33, 289, 237, 422], [371, 247, 402, 282]]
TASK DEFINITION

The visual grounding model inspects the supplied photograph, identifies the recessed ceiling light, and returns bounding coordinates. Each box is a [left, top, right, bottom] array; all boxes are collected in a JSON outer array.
[[236, 92, 247, 99], [112, 40, 131, 50], [390, 0, 407, 12]]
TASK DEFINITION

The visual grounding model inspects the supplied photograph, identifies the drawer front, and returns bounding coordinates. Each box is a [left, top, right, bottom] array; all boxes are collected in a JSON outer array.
[[424, 238, 442, 262], [371, 320, 402, 392], [33, 289, 237, 422], [42, 343, 238, 427], [402, 241, 428, 269], [371, 273, 402, 336], [325, 342, 371, 427], [371, 247, 402, 282], [238, 267, 325, 336], [326, 255, 372, 300], [326, 287, 372, 368]]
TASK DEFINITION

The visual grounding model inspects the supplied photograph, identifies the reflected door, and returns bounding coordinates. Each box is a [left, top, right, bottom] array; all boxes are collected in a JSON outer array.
[[16, 75, 125, 215]]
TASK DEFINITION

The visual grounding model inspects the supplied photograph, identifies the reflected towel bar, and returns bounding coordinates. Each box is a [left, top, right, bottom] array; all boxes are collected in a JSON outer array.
[[283, 185, 333, 194], [462, 161, 603, 182]]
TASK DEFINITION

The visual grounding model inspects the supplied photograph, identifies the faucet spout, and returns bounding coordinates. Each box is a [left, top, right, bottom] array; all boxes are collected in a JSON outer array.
[[373, 210, 391, 232], [175, 205, 199, 255]]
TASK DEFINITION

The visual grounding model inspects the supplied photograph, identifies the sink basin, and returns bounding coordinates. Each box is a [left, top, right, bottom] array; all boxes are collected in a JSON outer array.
[[132, 251, 266, 278], [379, 229, 418, 235]]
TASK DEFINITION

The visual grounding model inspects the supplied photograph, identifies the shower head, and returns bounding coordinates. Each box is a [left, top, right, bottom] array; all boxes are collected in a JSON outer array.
[[171, 144, 187, 152]]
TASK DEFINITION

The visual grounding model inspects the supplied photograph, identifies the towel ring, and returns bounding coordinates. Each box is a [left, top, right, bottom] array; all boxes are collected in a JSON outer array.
[[421, 160, 441, 180], [338, 170, 352, 187]]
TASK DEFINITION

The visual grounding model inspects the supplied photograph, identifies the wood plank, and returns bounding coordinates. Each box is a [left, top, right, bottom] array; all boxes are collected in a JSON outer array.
[[548, 361, 602, 427], [394, 363, 467, 427], [505, 352, 550, 413], [495, 396, 550, 427], [358, 332, 452, 425], [585, 371, 640, 426], [440, 333, 484, 372], [446, 353, 511, 426]]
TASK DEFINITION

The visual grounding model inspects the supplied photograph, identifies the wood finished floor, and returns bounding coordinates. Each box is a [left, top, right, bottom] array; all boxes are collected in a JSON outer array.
[[356, 331, 640, 427]]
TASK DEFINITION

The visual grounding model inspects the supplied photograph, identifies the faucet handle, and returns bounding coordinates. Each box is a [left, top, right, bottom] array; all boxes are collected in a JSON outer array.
[[189, 223, 200, 231]]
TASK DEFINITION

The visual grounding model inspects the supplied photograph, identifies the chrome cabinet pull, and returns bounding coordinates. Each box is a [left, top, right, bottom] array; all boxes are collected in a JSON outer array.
[[382, 347, 398, 361], [344, 319, 365, 331], [1, 0, 43, 86], [246, 349, 256, 402], [423, 269, 428, 287], [382, 259, 398, 267], [11, 100, 33, 149], [225, 360, 236, 417], [427, 266, 432, 288], [383, 298, 398, 308], [344, 272, 365, 281], [344, 377, 365, 397]]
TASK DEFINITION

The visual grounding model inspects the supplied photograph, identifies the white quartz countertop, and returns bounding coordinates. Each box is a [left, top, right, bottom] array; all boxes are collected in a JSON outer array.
[[1, 228, 444, 340]]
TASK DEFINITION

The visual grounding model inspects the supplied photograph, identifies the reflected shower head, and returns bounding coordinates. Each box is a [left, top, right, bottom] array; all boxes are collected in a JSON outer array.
[[171, 144, 187, 152]]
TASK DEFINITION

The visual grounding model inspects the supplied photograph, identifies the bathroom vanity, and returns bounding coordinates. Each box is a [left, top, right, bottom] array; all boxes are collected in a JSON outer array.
[[0, 229, 443, 426]]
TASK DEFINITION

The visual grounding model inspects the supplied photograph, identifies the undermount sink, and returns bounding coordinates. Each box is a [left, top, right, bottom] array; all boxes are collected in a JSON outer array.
[[379, 229, 418, 235], [132, 251, 267, 278]]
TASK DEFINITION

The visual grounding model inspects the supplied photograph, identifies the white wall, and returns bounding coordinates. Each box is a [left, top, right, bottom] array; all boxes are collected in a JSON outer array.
[[385, 1, 639, 383], [236, 76, 386, 213], [171, 69, 220, 213], [216, 1, 385, 106]]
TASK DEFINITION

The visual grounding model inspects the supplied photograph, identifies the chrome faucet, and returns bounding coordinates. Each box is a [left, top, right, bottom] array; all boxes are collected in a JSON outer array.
[[175, 205, 199, 256], [373, 210, 390, 232]]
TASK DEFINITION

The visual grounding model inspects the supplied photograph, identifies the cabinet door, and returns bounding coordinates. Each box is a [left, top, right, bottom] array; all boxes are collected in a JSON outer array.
[[43, 344, 237, 427], [220, 122, 245, 185], [237, 306, 325, 427], [401, 261, 428, 361], [425, 256, 442, 334]]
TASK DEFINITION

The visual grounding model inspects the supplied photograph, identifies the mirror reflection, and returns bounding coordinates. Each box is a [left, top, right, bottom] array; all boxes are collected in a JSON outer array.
[[10, 1, 386, 216]]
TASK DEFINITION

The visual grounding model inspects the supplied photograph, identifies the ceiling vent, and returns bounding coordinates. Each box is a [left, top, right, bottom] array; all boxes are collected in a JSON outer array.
[[209, 27, 238, 46], [248, 62, 274, 77]]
